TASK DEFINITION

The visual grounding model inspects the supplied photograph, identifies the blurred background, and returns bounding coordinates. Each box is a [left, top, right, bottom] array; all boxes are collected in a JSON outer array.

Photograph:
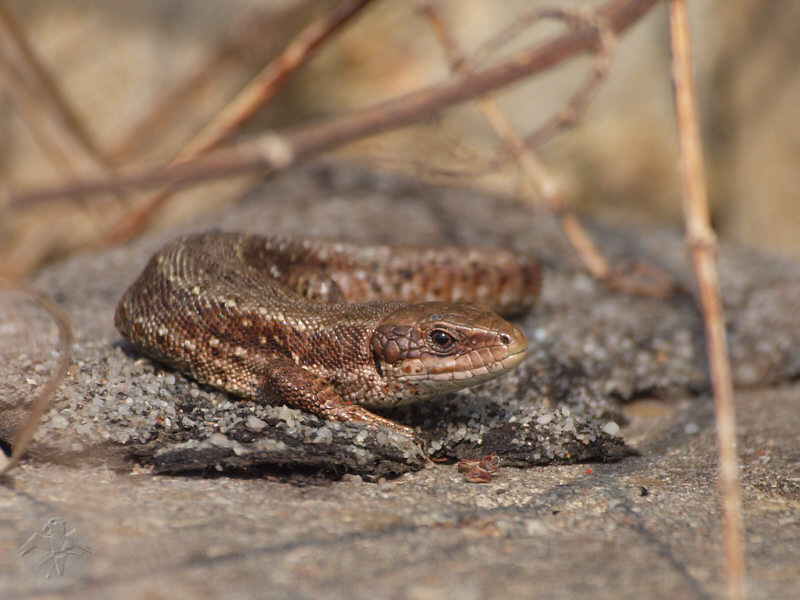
[[1, 0, 798, 276]]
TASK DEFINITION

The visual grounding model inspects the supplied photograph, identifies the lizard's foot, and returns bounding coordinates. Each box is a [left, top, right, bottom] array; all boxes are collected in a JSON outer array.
[[327, 404, 417, 439]]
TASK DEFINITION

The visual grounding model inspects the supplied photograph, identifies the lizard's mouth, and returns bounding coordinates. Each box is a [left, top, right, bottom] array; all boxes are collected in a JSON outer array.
[[397, 333, 527, 386], [501, 344, 527, 370]]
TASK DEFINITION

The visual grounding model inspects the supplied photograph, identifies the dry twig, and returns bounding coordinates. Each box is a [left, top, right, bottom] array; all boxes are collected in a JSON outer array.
[[0, 1, 104, 163], [0, 0, 123, 253], [0, 278, 73, 478], [106, 0, 375, 244], [108, 5, 316, 163], [415, 1, 672, 297], [7, 0, 661, 208], [668, 2, 745, 599]]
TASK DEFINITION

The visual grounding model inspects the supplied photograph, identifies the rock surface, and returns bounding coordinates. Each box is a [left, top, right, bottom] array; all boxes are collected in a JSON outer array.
[[2, 163, 799, 478], [1, 385, 798, 599], [1, 163, 799, 598]]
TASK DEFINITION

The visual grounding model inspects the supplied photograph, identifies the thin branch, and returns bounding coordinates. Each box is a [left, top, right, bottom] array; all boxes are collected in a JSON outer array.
[[188, 0, 374, 158], [6, 0, 660, 208], [106, 0, 375, 244], [108, 5, 314, 163], [108, 48, 235, 164], [468, 5, 617, 147], [0, 0, 126, 236], [0, 277, 73, 478], [668, 2, 745, 600], [0, 0, 105, 164], [0, 54, 77, 178], [0, 51, 118, 242], [416, 3, 617, 282], [382, 6, 631, 183]]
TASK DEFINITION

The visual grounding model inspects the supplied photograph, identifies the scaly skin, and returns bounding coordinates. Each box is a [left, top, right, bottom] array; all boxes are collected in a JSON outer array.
[[115, 232, 540, 436]]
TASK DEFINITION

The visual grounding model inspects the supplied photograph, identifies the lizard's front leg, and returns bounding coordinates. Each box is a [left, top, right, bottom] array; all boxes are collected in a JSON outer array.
[[262, 358, 417, 438]]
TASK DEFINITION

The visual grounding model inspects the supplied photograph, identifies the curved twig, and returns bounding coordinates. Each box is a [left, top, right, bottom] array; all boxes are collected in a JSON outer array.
[[0, 277, 73, 478]]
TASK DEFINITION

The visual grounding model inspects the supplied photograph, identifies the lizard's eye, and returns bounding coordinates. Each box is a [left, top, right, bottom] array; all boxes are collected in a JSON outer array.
[[429, 329, 456, 351]]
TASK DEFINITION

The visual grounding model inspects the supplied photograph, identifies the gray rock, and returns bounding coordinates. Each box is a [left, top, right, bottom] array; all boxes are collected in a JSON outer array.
[[1, 162, 798, 479]]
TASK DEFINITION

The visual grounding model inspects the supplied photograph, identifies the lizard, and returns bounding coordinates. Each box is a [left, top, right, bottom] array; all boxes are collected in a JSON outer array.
[[115, 231, 540, 437]]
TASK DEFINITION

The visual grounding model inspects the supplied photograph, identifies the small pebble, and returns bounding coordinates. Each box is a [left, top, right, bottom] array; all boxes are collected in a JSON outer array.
[[246, 415, 267, 431], [49, 414, 69, 428], [312, 427, 333, 443]]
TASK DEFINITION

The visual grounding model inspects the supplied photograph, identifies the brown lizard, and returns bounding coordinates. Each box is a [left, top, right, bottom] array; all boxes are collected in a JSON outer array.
[[115, 232, 540, 437]]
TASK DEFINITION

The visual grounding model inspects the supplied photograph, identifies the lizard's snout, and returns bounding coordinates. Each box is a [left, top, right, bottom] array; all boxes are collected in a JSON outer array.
[[498, 323, 527, 370]]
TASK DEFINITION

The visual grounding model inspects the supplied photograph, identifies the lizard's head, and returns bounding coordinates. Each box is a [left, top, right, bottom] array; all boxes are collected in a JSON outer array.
[[370, 301, 527, 404]]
